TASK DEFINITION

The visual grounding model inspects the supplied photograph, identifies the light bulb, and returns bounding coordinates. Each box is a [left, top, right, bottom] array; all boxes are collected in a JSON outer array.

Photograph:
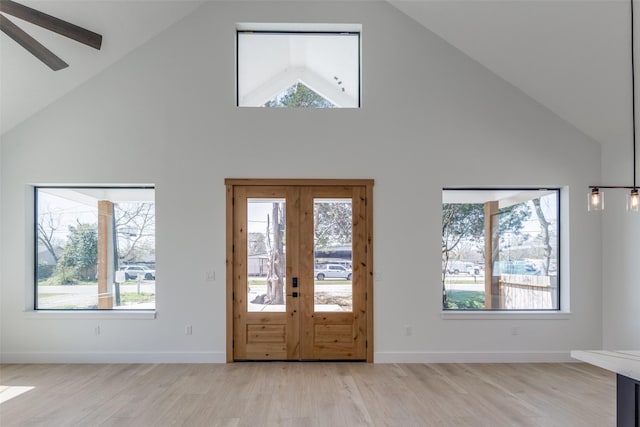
[[588, 188, 604, 211], [628, 188, 640, 212]]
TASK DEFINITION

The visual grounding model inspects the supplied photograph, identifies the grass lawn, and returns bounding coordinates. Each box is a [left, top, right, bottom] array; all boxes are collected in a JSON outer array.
[[249, 278, 351, 286], [38, 278, 98, 286], [443, 276, 484, 285], [444, 290, 485, 310], [120, 292, 155, 304]]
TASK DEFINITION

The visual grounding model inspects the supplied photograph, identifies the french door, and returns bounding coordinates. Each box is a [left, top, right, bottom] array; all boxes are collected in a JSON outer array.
[[226, 179, 374, 362]]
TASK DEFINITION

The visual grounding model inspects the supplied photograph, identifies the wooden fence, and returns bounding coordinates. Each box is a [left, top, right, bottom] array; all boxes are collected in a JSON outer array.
[[498, 274, 558, 310]]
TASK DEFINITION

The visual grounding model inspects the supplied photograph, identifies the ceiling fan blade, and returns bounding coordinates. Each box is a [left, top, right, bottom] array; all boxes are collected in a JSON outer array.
[[0, 14, 68, 70], [0, 0, 102, 50]]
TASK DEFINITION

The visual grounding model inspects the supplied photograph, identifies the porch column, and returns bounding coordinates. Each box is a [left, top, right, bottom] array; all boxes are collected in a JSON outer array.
[[484, 201, 499, 309], [98, 200, 114, 309]]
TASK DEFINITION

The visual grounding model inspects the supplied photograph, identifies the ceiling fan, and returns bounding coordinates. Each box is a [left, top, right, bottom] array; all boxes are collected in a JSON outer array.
[[0, 0, 102, 71]]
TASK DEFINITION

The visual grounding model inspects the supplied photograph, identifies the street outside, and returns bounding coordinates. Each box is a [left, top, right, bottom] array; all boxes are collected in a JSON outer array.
[[248, 279, 352, 312], [37, 280, 155, 309], [36, 275, 482, 310], [444, 274, 485, 291]]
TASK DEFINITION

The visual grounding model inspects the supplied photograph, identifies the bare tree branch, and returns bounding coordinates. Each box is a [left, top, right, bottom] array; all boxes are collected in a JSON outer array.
[[37, 210, 60, 262]]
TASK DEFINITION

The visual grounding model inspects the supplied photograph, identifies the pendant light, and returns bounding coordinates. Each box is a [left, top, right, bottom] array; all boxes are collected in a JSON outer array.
[[589, 0, 639, 213]]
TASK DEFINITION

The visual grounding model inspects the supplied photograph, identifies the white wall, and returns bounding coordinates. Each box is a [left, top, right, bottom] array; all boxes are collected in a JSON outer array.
[[601, 138, 640, 349], [0, 123, 3, 358], [0, 0, 605, 363]]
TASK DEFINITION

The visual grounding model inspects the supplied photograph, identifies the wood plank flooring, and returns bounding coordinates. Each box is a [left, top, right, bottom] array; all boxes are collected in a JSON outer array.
[[0, 362, 615, 426]]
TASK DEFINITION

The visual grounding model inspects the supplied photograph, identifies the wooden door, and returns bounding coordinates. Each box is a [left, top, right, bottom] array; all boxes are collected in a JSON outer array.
[[226, 179, 373, 362]]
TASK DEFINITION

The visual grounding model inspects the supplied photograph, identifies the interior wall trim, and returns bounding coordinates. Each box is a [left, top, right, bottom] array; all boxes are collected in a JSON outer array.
[[374, 351, 575, 364], [0, 351, 226, 364]]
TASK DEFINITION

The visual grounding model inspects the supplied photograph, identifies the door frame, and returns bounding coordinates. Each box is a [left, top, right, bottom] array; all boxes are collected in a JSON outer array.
[[225, 179, 374, 362]]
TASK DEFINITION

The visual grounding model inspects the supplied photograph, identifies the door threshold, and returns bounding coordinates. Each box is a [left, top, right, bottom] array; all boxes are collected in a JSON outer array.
[[233, 359, 367, 363]]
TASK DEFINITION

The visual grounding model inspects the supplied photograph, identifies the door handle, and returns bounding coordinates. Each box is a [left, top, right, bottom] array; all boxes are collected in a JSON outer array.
[[288, 277, 299, 297]]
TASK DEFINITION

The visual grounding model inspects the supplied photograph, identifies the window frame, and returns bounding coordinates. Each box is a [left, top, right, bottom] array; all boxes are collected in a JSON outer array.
[[236, 29, 362, 108], [441, 187, 562, 312], [34, 185, 156, 311]]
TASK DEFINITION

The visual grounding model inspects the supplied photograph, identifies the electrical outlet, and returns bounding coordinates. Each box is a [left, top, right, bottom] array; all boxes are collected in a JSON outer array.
[[511, 326, 519, 336], [94, 325, 101, 336], [205, 270, 216, 282], [404, 325, 412, 336], [185, 325, 193, 335]]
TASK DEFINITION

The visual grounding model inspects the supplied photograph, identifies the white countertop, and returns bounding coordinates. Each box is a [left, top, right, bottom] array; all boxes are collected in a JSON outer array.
[[571, 350, 640, 382]]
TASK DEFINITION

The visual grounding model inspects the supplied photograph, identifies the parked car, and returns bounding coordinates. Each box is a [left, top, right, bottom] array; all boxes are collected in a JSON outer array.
[[447, 261, 481, 275], [493, 260, 540, 276], [314, 264, 352, 280], [120, 265, 155, 280]]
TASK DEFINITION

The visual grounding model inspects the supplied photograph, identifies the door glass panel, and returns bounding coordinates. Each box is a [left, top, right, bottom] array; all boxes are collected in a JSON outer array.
[[314, 198, 353, 312], [247, 198, 286, 312]]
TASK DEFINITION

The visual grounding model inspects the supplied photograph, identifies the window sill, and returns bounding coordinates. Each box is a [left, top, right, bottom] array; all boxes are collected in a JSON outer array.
[[23, 310, 157, 320], [441, 311, 571, 320]]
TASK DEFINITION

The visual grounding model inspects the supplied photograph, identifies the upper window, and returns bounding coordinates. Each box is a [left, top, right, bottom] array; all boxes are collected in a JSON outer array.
[[237, 27, 360, 108], [35, 187, 155, 310], [442, 188, 560, 311]]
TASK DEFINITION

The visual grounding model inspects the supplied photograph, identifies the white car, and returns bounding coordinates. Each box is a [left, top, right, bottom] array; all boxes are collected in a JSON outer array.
[[315, 264, 352, 280], [447, 261, 481, 275], [120, 265, 155, 280]]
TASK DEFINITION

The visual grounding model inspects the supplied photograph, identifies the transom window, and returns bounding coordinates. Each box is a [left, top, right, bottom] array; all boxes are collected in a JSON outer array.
[[237, 26, 361, 108], [35, 187, 155, 310], [442, 188, 560, 311]]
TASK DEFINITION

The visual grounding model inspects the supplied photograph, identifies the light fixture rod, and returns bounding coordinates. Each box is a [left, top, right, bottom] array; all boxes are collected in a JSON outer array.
[[632, 0, 638, 188], [587, 0, 639, 212]]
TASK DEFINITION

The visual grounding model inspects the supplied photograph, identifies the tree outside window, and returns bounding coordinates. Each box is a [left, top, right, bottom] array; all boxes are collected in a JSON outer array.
[[35, 187, 155, 310], [442, 189, 560, 311]]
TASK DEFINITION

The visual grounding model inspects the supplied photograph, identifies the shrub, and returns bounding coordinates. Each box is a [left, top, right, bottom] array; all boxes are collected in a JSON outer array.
[[444, 290, 485, 310]]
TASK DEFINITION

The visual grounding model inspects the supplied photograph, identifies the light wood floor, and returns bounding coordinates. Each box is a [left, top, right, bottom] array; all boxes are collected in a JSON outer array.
[[0, 362, 615, 426]]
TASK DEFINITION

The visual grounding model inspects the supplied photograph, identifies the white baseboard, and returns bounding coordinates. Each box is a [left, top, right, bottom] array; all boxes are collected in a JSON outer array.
[[1, 351, 575, 364], [374, 351, 575, 364], [0, 351, 227, 364]]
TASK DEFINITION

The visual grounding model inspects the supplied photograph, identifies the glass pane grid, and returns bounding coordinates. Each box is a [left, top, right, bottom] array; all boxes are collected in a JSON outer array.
[[314, 198, 353, 312], [442, 189, 559, 311], [247, 199, 286, 312], [237, 31, 360, 108], [36, 187, 155, 310]]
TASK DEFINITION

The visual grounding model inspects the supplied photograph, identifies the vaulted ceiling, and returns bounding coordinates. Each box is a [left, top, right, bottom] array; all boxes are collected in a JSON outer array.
[[1, 0, 635, 155], [389, 0, 633, 151], [0, 0, 203, 134]]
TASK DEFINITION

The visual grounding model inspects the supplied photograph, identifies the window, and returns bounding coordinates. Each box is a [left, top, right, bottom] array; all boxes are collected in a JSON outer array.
[[442, 188, 560, 311], [237, 26, 360, 108], [35, 187, 155, 310]]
